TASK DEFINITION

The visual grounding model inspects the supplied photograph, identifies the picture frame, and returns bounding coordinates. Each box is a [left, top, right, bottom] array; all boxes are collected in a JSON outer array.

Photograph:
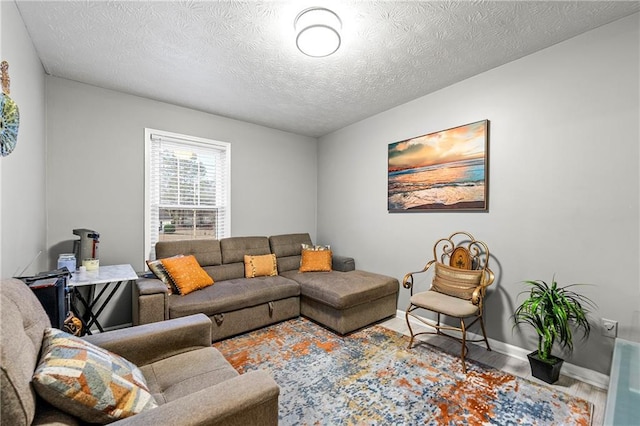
[[388, 120, 489, 212]]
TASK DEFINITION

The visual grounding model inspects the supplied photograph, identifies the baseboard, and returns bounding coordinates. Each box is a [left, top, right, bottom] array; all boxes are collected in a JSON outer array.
[[396, 310, 609, 390]]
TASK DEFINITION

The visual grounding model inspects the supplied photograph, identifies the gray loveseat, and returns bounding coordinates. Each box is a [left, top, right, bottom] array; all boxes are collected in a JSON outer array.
[[1, 278, 279, 425], [134, 233, 399, 340]]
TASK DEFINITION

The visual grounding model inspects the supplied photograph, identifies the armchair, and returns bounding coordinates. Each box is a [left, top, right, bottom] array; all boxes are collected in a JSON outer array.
[[403, 231, 495, 373], [1, 278, 279, 425]]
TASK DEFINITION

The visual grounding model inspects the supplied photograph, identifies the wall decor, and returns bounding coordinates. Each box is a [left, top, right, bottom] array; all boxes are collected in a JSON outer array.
[[388, 120, 489, 212], [1, 60, 20, 157]]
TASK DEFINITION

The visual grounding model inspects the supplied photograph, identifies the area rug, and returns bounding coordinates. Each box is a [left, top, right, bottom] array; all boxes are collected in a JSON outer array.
[[213, 318, 592, 425]]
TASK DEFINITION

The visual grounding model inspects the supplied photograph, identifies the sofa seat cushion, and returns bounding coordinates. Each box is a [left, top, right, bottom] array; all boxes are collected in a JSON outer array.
[[281, 270, 398, 310], [168, 277, 300, 318], [140, 347, 237, 404]]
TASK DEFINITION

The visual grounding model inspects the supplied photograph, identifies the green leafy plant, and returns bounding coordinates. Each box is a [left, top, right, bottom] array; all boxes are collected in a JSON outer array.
[[514, 278, 596, 362]]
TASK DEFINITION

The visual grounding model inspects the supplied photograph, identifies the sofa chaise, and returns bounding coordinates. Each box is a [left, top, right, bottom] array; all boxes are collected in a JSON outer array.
[[133, 233, 399, 340], [1, 277, 279, 425]]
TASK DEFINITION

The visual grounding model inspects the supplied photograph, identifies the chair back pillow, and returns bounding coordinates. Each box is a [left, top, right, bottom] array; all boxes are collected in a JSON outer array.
[[432, 262, 483, 300]]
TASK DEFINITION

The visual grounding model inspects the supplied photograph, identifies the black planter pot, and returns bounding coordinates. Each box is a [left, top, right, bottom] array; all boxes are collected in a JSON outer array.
[[527, 351, 564, 384]]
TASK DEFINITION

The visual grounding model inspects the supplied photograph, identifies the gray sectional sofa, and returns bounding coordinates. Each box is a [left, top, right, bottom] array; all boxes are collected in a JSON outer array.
[[133, 233, 399, 341]]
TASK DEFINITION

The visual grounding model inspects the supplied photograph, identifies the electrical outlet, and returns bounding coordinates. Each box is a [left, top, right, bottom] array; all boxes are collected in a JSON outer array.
[[601, 318, 618, 338]]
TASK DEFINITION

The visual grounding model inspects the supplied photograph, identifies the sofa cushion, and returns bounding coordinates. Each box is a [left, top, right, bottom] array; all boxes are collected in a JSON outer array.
[[221, 236, 271, 264], [140, 347, 238, 404], [155, 239, 222, 267], [244, 254, 278, 278], [299, 250, 332, 272], [203, 263, 245, 282], [1, 278, 51, 426], [161, 255, 214, 295], [147, 256, 182, 294], [32, 328, 157, 424], [269, 233, 313, 273], [302, 243, 330, 251], [168, 277, 300, 318], [269, 233, 313, 257], [281, 270, 398, 310]]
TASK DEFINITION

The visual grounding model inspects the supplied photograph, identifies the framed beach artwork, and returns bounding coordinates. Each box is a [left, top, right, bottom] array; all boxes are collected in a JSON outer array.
[[388, 120, 489, 212]]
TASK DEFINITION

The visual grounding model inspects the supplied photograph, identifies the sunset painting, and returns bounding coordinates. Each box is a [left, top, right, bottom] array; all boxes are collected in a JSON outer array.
[[388, 120, 489, 212]]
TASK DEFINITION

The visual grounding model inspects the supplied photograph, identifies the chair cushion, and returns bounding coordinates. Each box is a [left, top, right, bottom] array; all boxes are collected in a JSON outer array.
[[140, 347, 238, 404], [410, 291, 479, 317], [244, 254, 278, 278], [432, 263, 482, 300], [32, 328, 157, 424], [161, 255, 214, 295]]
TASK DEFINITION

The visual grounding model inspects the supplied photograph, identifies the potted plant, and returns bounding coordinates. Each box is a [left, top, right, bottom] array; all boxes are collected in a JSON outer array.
[[513, 278, 596, 384]]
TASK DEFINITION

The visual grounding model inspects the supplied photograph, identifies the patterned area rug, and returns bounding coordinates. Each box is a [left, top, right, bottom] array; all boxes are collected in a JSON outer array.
[[214, 318, 592, 425]]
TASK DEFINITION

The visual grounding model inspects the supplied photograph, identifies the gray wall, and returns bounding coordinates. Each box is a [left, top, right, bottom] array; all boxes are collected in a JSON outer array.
[[0, 0, 47, 278], [45, 77, 318, 327], [317, 14, 639, 375]]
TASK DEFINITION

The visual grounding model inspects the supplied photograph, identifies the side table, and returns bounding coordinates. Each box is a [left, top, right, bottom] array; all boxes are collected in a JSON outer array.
[[68, 264, 137, 335]]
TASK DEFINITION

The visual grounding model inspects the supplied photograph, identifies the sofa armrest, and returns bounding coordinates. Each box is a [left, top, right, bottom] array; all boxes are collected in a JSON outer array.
[[132, 278, 169, 325], [136, 278, 168, 295], [332, 255, 355, 272], [116, 370, 279, 426], [85, 314, 212, 366]]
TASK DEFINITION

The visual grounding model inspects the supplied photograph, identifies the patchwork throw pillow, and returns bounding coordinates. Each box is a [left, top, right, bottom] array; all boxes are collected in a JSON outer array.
[[431, 263, 483, 300], [299, 249, 332, 272], [32, 328, 157, 424], [301, 243, 331, 251], [146, 255, 183, 294], [244, 254, 278, 278], [161, 255, 214, 295]]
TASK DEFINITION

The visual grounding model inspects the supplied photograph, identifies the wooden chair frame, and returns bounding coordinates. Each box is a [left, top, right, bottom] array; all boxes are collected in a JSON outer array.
[[403, 231, 495, 373]]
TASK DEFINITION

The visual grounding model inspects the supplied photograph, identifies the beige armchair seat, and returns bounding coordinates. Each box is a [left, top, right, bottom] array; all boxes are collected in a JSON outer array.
[[1, 278, 279, 425]]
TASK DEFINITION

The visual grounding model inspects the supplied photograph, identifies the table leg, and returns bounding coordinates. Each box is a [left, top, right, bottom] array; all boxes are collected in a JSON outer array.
[[69, 287, 93, 335], [69, 280, 127, 334], [85, 281, 125, 332]]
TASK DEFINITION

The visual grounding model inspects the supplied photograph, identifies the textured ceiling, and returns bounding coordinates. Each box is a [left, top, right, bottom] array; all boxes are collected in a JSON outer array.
[[15, 1, 640, 137]]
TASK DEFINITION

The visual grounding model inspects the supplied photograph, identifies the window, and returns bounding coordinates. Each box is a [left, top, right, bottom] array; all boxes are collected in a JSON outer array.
[[145, 129, 230, 260]]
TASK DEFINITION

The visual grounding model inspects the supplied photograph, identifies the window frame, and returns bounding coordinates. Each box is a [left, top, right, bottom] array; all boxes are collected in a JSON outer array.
[[144, 128, 231, 261]]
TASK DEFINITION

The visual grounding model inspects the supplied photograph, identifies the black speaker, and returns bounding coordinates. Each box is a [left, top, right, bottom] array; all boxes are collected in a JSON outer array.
[[28, 277, 67, 329]]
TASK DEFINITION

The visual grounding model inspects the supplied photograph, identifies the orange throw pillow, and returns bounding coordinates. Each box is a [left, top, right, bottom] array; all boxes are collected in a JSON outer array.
[[244, 254, 278, 278], [299, 249, 332, 272], [160, 255, 213, 295]]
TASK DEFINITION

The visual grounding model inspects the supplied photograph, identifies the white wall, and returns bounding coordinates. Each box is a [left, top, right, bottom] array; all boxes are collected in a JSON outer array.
[[318, 14, 640, 375], [45, 77, 318, 327], [0, 0, 47, 278]]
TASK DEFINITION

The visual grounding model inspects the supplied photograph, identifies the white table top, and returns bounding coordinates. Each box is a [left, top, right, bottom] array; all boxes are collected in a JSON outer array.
[[69, 264, 138, 287]]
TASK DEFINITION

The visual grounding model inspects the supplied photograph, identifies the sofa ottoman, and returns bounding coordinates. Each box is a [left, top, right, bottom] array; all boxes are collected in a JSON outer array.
[[270, 234, 399, 334], [281, 269, 398, 334]]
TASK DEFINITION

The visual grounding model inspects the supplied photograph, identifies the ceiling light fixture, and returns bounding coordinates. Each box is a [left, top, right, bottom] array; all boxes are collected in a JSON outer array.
[[294, 7, 342, 58]]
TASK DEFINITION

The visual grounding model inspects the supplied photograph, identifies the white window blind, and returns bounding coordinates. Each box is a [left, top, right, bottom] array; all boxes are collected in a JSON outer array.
[[145, 129, 230, 260]]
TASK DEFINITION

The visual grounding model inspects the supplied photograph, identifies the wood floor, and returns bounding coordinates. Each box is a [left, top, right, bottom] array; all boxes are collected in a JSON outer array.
[[379, 316, 608, 425]]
